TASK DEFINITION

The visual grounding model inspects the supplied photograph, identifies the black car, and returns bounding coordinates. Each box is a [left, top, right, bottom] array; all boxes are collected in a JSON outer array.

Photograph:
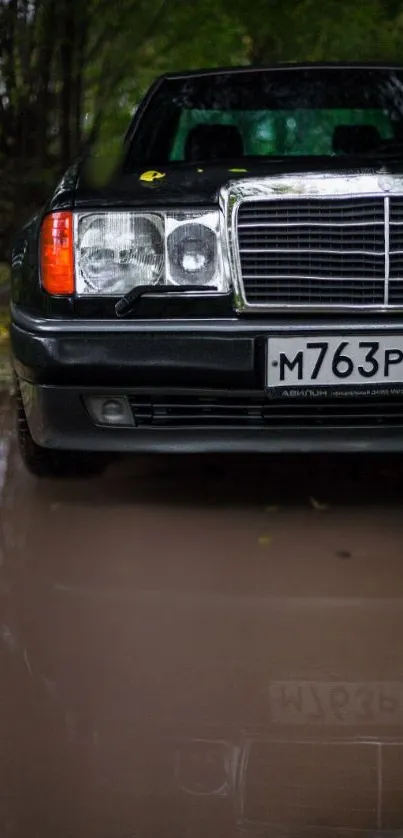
[[10, 62, 403, 477]]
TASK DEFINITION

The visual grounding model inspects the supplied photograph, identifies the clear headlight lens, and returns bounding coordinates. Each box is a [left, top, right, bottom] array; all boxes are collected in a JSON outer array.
[[75, 212, 164, 295], [74, 209, 226, 296], [166, 212, 220, 287]]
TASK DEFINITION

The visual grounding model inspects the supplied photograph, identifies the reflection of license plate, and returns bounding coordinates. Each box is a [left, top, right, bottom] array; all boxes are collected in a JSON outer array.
[[269, 681, 403, 725], [267, 336, 403, 389]]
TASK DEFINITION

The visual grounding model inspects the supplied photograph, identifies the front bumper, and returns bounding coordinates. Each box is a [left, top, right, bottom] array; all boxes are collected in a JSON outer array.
[[10, 305, 403, 453]]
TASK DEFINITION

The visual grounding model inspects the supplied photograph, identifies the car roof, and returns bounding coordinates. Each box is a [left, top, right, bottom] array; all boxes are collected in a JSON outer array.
[[161, 62, 403, 81]]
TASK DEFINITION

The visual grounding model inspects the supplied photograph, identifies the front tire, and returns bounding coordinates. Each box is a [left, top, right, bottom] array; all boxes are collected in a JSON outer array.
[[16, 389, 106, 479]]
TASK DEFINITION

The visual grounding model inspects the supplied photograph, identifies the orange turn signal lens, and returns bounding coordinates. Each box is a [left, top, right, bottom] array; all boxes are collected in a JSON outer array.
[[40, 211, 75, 295]]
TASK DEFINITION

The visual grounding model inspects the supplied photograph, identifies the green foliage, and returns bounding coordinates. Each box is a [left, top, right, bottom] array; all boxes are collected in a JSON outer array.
[[293, 0, 403, 63], [225, 0, 403, 63], [0, 307, 9, 340], [0, 265, 10, 287], [0, 305, 10, 385]]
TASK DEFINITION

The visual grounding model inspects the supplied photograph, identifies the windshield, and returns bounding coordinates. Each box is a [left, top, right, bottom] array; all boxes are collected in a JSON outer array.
[[126, 67, 403, 166]]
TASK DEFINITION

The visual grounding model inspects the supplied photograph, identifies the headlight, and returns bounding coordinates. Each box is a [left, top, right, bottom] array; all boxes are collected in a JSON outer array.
[[166, 211, 223, 288], [175, 740, 233, 797], [169, 224, 216, 282], [75, 212, 164, 295], [74, 209, 227, 296]]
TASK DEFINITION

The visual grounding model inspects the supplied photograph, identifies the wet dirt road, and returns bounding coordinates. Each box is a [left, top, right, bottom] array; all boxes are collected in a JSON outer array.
[[2, 393, 403, 837]]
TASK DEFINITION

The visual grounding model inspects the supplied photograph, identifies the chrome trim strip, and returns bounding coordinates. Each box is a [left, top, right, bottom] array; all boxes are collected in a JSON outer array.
[[385, 196, 390, 305], [240, 248, 385, 256], [220, 173, 403, 313], [242, 278, 385, 288], [238, 221, 385, 228]]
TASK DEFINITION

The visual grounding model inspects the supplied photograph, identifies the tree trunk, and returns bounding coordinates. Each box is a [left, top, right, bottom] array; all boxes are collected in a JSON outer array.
[[35, 0, 58, 165], [60, 0, 76, 168], [72, 7, 88, 156], [0, 0, 18, 153]]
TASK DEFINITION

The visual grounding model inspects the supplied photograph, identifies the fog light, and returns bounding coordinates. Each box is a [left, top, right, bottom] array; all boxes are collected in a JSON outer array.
[[85, 396, 134, 426], [102, 399, 125, 423]]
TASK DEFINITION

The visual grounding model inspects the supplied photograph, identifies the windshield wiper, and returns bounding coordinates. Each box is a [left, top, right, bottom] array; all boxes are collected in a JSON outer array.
[[115, 284, 217, 318]]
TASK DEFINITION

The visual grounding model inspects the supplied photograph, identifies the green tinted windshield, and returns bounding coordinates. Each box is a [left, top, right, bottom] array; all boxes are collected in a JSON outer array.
[[127, 68, 403, 167], [169, 107, 393, 159]]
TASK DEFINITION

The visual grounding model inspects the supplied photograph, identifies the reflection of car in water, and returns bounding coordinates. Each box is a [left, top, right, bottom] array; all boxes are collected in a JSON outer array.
[[1, 448, 403, 838], [9, 62, 403, 479], [6, 585, 403, 837]]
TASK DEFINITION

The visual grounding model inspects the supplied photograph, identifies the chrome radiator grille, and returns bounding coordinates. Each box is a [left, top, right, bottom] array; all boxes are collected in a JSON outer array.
[[236, 196, 403, 308]]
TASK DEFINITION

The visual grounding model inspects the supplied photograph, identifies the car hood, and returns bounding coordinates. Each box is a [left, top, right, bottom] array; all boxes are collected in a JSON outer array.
[[68, 157, 403, 211]]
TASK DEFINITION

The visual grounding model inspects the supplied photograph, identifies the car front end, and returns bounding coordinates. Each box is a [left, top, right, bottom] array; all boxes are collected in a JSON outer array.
[[10, 64, 403, 472]]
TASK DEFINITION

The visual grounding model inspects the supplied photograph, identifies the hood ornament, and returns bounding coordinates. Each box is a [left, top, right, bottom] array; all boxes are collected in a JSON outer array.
[[377, 173, 403, 193]]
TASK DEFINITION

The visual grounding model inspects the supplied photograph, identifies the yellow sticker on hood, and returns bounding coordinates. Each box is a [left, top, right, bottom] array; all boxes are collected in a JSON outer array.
[[139, 170, 166, 183]]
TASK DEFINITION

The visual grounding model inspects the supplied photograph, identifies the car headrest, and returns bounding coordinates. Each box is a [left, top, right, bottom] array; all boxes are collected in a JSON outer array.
[[184, 124, 244, 163], [332, 124, 382, 154]]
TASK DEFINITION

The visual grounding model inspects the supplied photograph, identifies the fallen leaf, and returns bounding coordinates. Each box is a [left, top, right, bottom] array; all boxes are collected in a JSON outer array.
[[335, 549, 352, 560], [309, 496, 329, 512]]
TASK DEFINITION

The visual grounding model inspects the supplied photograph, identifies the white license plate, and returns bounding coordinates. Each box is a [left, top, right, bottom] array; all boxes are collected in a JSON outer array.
[[267, 335, 403, 390]]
